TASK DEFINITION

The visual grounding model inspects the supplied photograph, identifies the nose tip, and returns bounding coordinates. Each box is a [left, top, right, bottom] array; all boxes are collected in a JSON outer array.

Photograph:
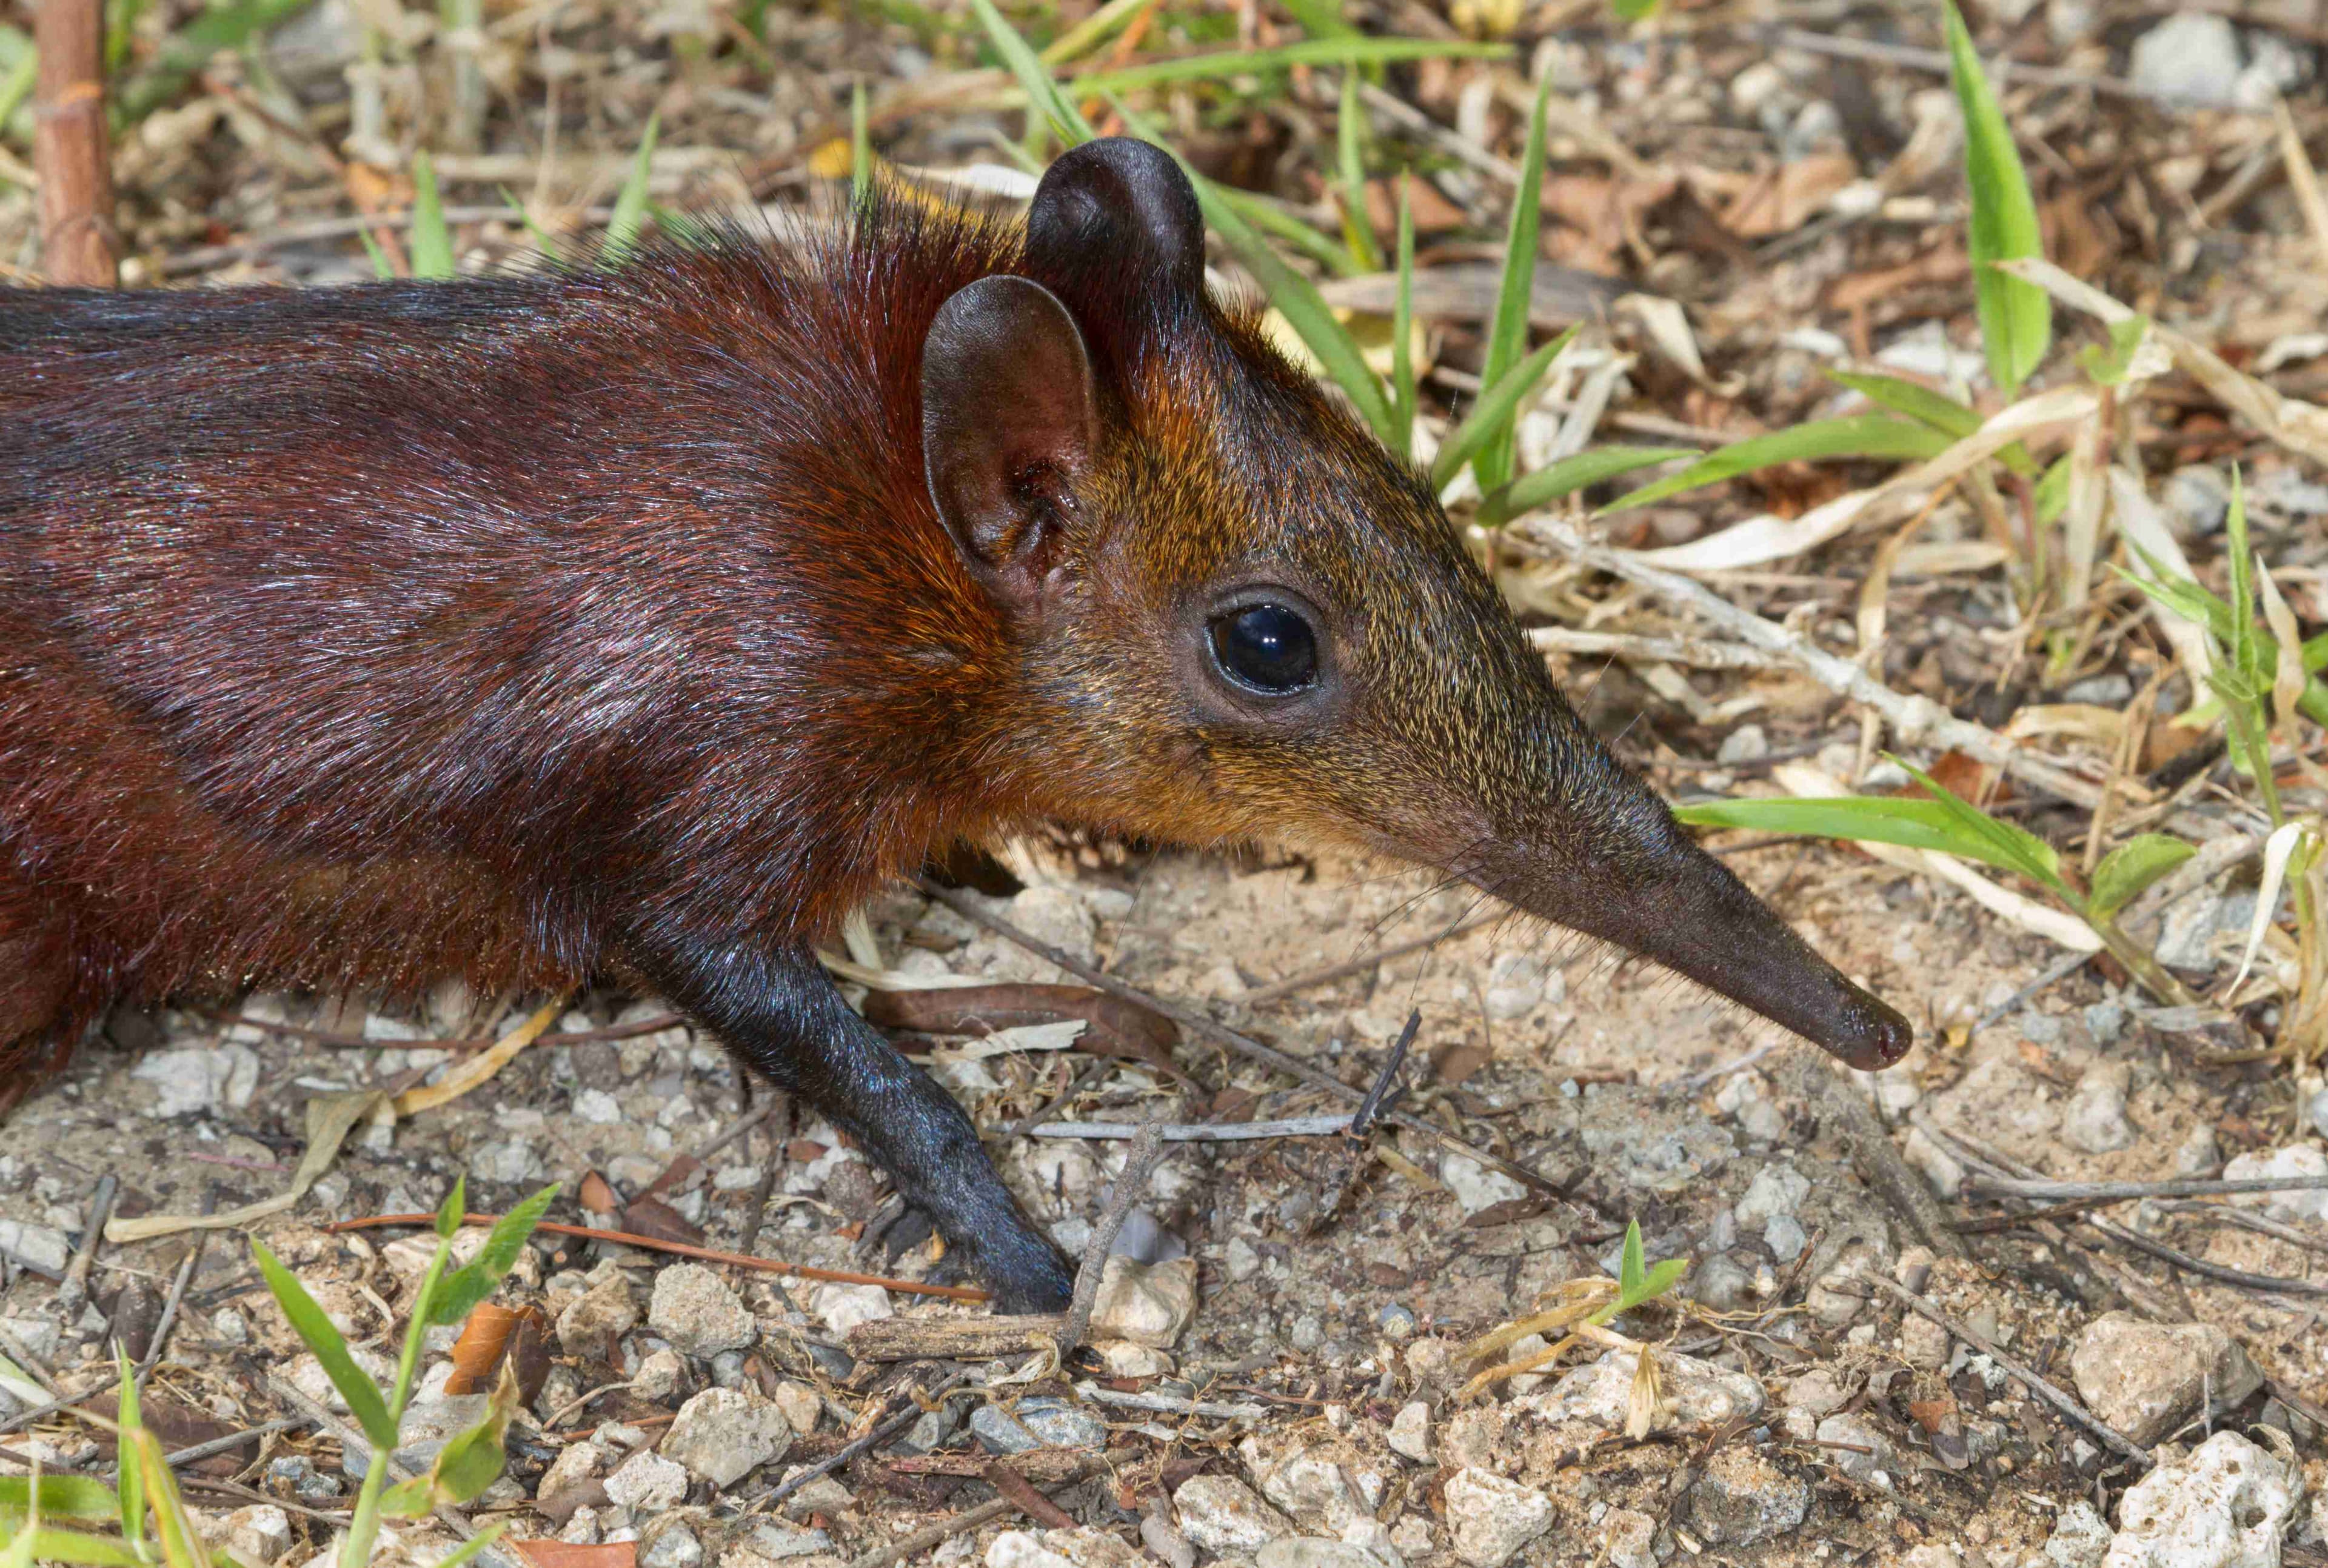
[[1824, 984, 1915, 1071]]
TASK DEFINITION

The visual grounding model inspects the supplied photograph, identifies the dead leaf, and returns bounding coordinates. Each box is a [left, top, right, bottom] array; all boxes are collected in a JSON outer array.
[[444, 1303, 550, 1397], [1720, 155, 1858, 239], [510, 1536, 634, 1568], [1365, 175, 1468, 235], [620, 1195, 704, 1249], [859, 983, 1179, 1075], [1829, 248, 1970, 314], [578, 1172, 621, 1217]]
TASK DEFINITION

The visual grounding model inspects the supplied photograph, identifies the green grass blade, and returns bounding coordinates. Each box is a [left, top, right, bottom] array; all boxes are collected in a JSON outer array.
[[252, 1240, 399, 1449], [971, 0, 1094, 144], [1673, 795, 2027, 867], [1209, 181, 1359, 275], [1823, 369, 1979, 439], [0, 35, 35, 145], [1040, 0, 1154, 65], [1274, 0, 1357, 37], [408, 150, 455, 280], [7, 1527, 147, 1567], [1474, 65, 1556, 493], [430, 1520, 510, 1568], [1390, 175, 1416, 459], [1069, 36, 1507, 97], [1200, 182, 1394, 441], [2087, 835, 2196, 922], [1617, 1219, 1645, 1298], [1479, 445, 1699, 525], [1336, 72, 1380, 272], [0, 1479, 117, 1521], [113, 1352, 144, 1555], [1602, 415, 1952, 513], [603, 111, 660, 258], [499, 187, 562, 261], [2224, 465, 2258, 682], [1431, 327, 1574, 490], [850, 79, 871, 210], [359, 228, 395, 280], [1942, 0, 2049, 393], [1888, 753, 2064, 892], [431, 1181, 559, 1326]]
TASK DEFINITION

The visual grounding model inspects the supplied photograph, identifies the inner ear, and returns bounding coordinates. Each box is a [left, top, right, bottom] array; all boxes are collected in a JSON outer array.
[[921, 274, 1099, 620]]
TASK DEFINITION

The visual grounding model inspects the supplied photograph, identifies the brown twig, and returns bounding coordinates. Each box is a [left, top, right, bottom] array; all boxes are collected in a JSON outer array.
[[1965, 1173, 2328, 1203], [982, 1461, 1077, 1529], [1060, 1119, 1170, 1353], [56, 1175, 116, 1318], [914, 876, 1576, 1201], [212, 1007, 687, 1053], [1855, 1272, 2152, 1468], [32, 0, 118, 285], [844, 1459, 1099, 1568], [324, 1212, 989, 1301], [1778, 1046, 1964, 1260], [762, 1370, 974, 1510]]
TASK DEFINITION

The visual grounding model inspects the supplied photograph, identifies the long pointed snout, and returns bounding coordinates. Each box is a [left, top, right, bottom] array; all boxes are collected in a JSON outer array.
[[1483, 767, 1912, 1070]]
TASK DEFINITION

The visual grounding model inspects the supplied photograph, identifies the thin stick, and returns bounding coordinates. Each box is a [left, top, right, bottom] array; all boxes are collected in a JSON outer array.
[[57, 1175, 117, 1317], [1031, 1115, 1354, 1141], [268, 1376, 498, 1559], [1079, 1387, 1268, 1420], [1514, 517, 2116, 815], [2076, 1215, 2328, 1298], [1970, 949, 2095, 1033], [32, 0, 118, 285], [1778, 1046, 1965, 1259], [1060, 1120, 1170, 1352], [0, 1373, 122, 1438], [983, 1461, 1075, 1529], [1350, 1011, 1420, 1136], [1965, 1174, 2328, 1203], [1243, 916, 1497, 1004], [137, 1232, 206, 1384], [149, 1417, 307, 1474], [1005, 1058, 1113, 1139], [1759, 25, 2246, 109], [325, 1213, 989, 1301], [847, 1495, 1024, 1568], [1856, 1272, 2152, 1467], [762, 1370, 973, 1511], [914, 877, 1574, 1200]]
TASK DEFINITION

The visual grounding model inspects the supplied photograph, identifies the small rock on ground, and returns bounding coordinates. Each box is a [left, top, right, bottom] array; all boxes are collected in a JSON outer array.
[[2068, 1313, 2263, 1446], [2101, 1431, 2298, 1568], [1172, 1475, 1292, 1553], [661, 1387, 793, 1487], [1090, 1256, 1199, 1348], [650, 1263, 758, 1355], [1443, 1467, 1553, 1568], [1687, 1447, 1810, 1546]]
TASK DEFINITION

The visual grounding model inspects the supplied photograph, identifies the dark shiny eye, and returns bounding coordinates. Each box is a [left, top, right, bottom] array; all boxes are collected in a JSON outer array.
[[1208, 602, 1318, 695]]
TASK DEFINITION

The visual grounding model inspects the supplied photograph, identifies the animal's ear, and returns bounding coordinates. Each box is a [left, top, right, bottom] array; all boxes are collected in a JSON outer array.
[[1025, 138, 1205, 313], [921, 274, 1099, 622]]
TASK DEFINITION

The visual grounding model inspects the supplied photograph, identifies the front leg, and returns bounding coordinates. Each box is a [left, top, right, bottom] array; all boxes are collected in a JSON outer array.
[[629, 933, 1075, 1313]]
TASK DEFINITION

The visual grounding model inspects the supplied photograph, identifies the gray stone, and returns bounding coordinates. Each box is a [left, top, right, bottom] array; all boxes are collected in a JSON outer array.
[[1785, 1367, 1853, 1417], [2176, 1126, 2223, 1177], [1533, 1349, 1763, 1430], [643, 1524, 703, 1568], [606, 1451, 690, 1510], [1091, 1256, 1198, 1348], [2223, 1144, 2328, 1224], [971, 1398, 1108, 1455], [1443, 1469, 1553, 1568], [2158, 458, 2237, 531], [986, 1532, 1077, 1568], [662, 1387, 792, 1487], [745, 1523, 835, 1560], [1257, 1541, 1385, 1568], [134, 1045, 261, 1116], [1388, 1402, 1432, 1463], [1602, 1508, 1656, 1568], [220, 1505, 293, 1565], [2084, 999, 2128, 1044], [2158, 889, 2256, 970], [1735, 1164, 1809, 1227], [1815, 1412, 1890, 1483], [2065, 675, 2135, 706], [1688, 1447, 1809, 1546], [634, 1348, 687, 1403], [1141, 1513, 1196, 1568], [649, 1263, 757, 1356], [1378, 1303, 1416, 1340], [1717, 724, 1769, 764], [1244, 1440, 1381, 1535], [1902, 1313, 1952, 1369], [2101, 1431, 2298, 1568], [557, 1271, 640, 1356], [1172, 1475, 1291, 1553], [2069, 1313, 2263, 1446], [1765, 1215, 1808, 1264], [1438, 1152, 1527, 1215], [2064, 1061, 2137, 1154], [341, 1391, 488, 1484], [2045, 1500, 2112, 1568]]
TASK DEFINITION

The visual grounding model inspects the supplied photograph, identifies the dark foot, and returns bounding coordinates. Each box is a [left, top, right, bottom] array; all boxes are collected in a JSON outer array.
[[985, 1241, 1076, 1316]]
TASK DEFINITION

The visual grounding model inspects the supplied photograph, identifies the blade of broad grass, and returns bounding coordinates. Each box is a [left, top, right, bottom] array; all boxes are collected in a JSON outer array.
[[971, 0, 1095, 143], [1602, 415, 1952, 512], [1211, 181, 1359, 275], [2087, 835, 2196, 923], [359, 228, 395, 280], [106, 0, 149, 75], [850, 79, 871, 209], [1474, 65, 1556, 493], [114, 1353, 144, 1558], [0, 34, 34, 146], [1040, 0, 1154, 65], [1275, 0, 1358, 38], [0, 1479, 117, 1521], [1390, 175, 1416, 459], [252, 1239, 398, 1449], [1336, 72, 1380, 271], [1069, 36, 1508, 97], [5, 1528, 147, 1567], [1824, 369, 1979, 440], [602, 110, 660, 258], [408, 151, 455, 280], [1673, 795, 2038, 869], [125, 1424, 210, 1568], [1889, 753, 2064, 893], [498, 187, 562, 261], [2115, 549, 2328, 723], [1431, 327, 1576, 490], [1942, 0, 2049, 392], [430, 1521, 510, 1568], [1200, 180, 1394, 440], [1479, 445, 1699, 525], [431, 1181, 560, 1326]]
